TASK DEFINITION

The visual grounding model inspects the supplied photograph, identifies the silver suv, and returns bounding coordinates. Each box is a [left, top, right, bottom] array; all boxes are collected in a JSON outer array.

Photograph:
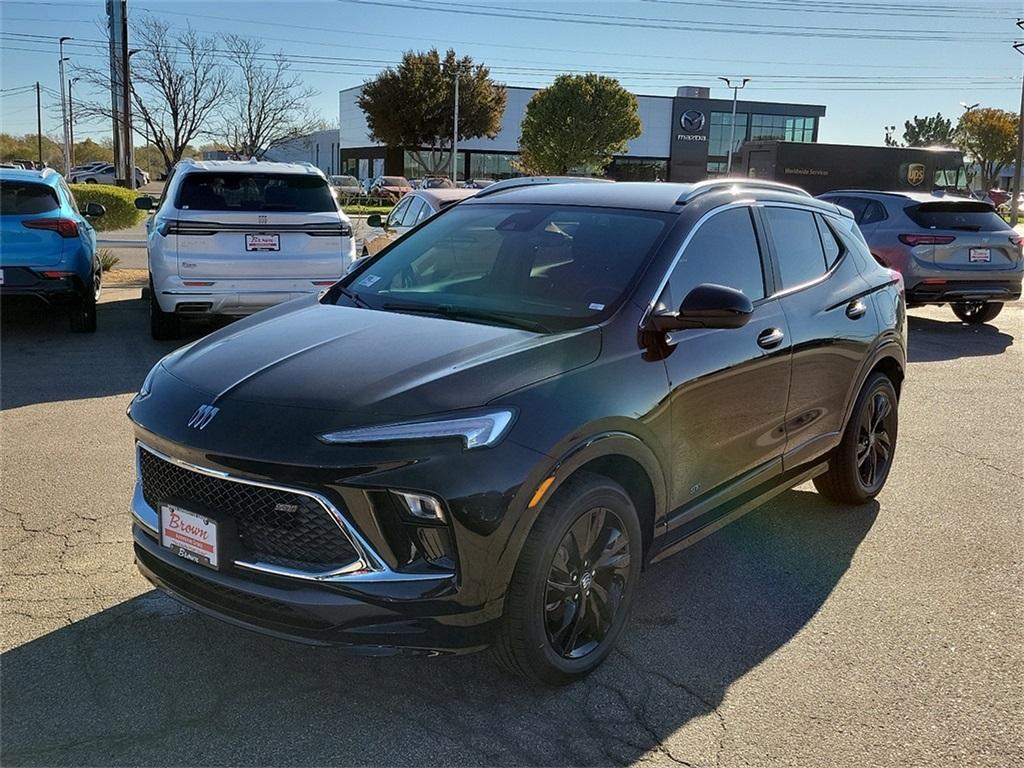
[[819, 190, 1022, 324]]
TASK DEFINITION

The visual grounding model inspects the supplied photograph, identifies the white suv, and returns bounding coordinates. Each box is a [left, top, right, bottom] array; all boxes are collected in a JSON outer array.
[[137, 159, 354, 339]]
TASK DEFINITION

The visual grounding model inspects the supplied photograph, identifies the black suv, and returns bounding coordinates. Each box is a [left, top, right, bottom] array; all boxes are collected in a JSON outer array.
[[128, 178, 906, 684]]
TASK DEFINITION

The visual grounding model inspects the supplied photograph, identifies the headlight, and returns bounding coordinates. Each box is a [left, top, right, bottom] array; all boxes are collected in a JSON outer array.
[[318, 409, 516, 450]]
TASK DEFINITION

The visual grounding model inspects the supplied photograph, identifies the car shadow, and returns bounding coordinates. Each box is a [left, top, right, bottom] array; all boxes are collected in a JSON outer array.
[[0, 296, 210, 411], [1, 490, 878, 767], [907, 313, 1014, 363]]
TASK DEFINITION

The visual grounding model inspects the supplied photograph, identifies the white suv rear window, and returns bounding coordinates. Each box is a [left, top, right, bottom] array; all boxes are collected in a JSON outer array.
[[177, 173, 336, 212]]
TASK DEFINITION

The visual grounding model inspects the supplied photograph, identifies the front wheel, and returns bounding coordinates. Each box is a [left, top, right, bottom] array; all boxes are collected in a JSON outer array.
[[814, 372, 899, 504], [492, 472, 642, 685], [951, 301, 1002, 325]]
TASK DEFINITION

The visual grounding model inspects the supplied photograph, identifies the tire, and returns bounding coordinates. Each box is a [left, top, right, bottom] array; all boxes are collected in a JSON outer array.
[[492, 472, 643, 685], [814, 372, 899, 504], [69, 267, 100, 333], [149, 279, 181, 340], [951, 301, 1003, 325], [85, 178, 97, 184]]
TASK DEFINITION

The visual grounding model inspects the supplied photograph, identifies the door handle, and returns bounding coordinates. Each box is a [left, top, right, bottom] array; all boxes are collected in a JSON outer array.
[[846, 299, 867, 319], [757, 328, 785, 349]]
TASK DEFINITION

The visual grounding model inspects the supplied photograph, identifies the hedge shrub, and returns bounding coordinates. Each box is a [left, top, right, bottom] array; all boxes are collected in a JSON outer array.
[[68, 183, 147, 232]]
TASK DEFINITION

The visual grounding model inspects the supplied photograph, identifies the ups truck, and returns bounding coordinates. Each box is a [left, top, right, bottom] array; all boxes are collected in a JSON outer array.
[[738, 141, 968, 196]]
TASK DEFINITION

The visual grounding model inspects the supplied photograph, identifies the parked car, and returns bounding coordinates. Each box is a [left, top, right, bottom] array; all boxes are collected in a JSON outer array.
[[361, 187, 478, 258], [819, 190, 1022, 323], [128, 177, 906, 684], [366, 175, 412, 201], [461, 178, 496, 189], [419, 176, 454, 189], [135, 159, 355, 339], [329, 174, 361, 192], [69, 163, 149, 187], [0, 167, 106, 331]]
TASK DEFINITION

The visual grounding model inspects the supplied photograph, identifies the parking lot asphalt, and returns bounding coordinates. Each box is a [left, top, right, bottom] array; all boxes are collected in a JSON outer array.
[[1, 292, 1021, 767]]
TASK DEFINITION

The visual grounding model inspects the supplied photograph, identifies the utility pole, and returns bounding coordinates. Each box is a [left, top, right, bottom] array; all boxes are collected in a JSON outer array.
[[107, 0, 133, 188], [59, 36, 72, 175], [35, 82, 43, 166], [451, 71, 460, 183], [718, 76, 750, 175], [1011, 27, 1024, 225], [68, 77, 79, 167]]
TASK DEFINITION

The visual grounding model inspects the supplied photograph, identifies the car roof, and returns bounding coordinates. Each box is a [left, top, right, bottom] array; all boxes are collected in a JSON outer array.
[[821, 190, 980, 205], [0, 168, 60, 186], [176, 159, 326, 176], [463, 179, 840, 215], [416, 188, 478, 206]]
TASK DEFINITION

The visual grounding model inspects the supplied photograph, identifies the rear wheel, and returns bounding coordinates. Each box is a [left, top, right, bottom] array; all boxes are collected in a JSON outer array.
[[951, 301, 1003, 325], [149, 279, 181, 340], [70, 266, 100, 333], [814, 372, 898, 504], [492, 472, 642, 685]]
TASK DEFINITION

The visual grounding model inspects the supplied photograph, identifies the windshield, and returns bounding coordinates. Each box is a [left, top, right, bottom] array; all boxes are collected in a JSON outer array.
[[934, 165, 968, 191], [176, 173, 336, 212], [337, 203, 671, 332]]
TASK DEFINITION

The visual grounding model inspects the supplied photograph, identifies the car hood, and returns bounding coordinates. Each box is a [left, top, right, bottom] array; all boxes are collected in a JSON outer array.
[[161, 297, 601, 418]]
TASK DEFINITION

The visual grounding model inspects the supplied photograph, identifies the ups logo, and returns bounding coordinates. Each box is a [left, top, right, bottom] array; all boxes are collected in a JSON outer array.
[[906, 163, 926, 186]]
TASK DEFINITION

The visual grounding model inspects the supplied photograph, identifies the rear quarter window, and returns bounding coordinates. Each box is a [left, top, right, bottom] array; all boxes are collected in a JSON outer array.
[[0, 182, 60, 214], [906, 202, 1009, 232]]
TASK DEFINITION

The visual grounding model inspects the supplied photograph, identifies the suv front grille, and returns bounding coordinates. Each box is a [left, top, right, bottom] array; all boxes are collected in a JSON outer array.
[[139, 447, 359, 572]]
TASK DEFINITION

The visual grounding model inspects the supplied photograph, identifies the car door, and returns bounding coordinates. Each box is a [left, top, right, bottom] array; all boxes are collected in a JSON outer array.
[[659, 204, 793, 532], [761, 205, 880, 470], [366, 196, 413, 256]]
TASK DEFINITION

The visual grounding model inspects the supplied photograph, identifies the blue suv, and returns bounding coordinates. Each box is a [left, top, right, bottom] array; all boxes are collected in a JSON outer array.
[[0, 168, 106, 332]]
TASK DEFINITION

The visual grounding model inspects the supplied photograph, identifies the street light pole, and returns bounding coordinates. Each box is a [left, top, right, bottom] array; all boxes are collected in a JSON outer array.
[[68, 77, 80, 167], [718, 76, 749, 175], [1010, 31, 1024, 225], [58, 36, 73, 175], [452, 71, 460, 183]]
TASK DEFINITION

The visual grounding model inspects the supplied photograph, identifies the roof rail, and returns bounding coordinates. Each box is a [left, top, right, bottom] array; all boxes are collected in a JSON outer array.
[[474, 175, 613, 198], [679, 178, 812, 204]]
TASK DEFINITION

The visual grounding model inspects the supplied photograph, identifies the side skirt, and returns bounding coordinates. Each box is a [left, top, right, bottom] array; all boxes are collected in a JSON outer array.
[[650, 461, 829, 565]]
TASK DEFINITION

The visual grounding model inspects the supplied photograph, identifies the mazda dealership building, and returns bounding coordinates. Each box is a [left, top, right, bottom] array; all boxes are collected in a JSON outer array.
[[279, 84, 826, 184]]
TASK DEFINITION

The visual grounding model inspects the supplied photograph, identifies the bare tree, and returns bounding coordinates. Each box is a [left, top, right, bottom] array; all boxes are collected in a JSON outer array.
[[219, 36, 324, 159], [77, 18, 228, 175]]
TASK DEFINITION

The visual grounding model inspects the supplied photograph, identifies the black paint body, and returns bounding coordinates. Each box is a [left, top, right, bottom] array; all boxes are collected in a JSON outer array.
[[128, 182, 906, 653]]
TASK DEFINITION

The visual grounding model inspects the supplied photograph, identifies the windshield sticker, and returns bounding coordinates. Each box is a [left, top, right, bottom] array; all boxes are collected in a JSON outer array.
[[358, 274, 382, 287], [588, 303, 605, 311]]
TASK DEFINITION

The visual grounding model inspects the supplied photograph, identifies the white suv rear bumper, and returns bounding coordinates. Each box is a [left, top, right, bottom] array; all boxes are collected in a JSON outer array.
[[152, 276, 337, 316]]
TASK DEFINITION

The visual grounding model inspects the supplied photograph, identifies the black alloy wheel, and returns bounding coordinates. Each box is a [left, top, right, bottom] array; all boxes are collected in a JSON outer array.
[[544, 506, 631, 659], [951, 301, 1003, 325], [856, 389, 895, 492], [492, 472, 642, 685], [814, 372, 899, 504]]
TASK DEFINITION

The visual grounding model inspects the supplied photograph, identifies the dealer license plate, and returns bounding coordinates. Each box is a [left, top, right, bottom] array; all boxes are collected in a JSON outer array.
[[245, 233, 280, 252], [160, 503, 219, 569], [969, 248, 991, 263]]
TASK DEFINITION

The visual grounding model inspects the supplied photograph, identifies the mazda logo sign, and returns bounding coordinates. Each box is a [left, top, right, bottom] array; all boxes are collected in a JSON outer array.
[[680, 110, 706, 132]]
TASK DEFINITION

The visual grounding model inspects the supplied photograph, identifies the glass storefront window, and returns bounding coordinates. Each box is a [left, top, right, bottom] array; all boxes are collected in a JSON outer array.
[[706, 161, 729, 178], [469, 152, 523, 181], [404, 150, 466, 182], [709, 112, 748, 157], [605, 157, 668, 181], [750, 114, 816, 143]]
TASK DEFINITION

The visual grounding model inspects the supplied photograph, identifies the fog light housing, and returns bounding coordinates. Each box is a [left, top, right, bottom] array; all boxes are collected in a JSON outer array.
[[392, 490, 446, 522]]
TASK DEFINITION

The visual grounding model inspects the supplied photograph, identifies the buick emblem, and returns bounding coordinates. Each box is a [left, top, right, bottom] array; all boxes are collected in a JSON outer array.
[[258, 214, 268, 225], [187, 404, 220, 430], [680, 110, 706, 132]]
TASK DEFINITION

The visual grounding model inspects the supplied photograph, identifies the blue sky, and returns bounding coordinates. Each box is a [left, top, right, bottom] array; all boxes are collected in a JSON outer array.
[[1, 0, 1020, 147]]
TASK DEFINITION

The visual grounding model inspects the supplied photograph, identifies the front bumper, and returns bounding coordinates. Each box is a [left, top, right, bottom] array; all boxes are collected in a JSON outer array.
[[0, 267, 87, 303]]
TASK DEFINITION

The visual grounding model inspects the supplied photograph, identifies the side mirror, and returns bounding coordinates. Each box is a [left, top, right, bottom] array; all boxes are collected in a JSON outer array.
[[134, 196, 154, 211], [84, 202, 106, 218], [650, 283, 753, 332], [366, 213, 384, 228]]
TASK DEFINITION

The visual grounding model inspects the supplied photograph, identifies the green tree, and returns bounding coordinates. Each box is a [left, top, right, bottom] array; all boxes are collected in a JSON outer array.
[[518, 74, 642, 175], [359, 49, 507, 176], [957, 107, 1017, 190], [903, 113, 956, 147]]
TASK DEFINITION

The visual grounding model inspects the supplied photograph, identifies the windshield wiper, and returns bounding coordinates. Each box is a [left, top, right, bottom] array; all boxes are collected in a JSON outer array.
[[338, 286, 370, 308], [381, 302, 549, 333]]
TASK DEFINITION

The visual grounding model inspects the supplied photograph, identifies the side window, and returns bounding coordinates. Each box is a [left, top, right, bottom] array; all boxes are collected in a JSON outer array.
[[415, 201, 434, 224], [815, 214, 843, 268], [401, 197, 426, 227], [836, 196, 869, 224], [157, 169, 177, 213], [666, 207, 765, 306], [861, 200, 887, 226], [59, 180, 79, 213], [764, 207, 827, 289], [387, 197, 412, 228]]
